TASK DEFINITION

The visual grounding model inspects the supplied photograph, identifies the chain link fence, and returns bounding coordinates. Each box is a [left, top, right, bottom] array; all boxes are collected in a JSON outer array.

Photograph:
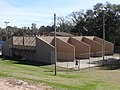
[[57, 50, 119, 70]]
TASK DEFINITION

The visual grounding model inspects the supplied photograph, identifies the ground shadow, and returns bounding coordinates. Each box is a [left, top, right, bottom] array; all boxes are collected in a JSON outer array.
[[15, 60, 51, 66], [89, 58, 120, 70], [2, 57, 51, 66]]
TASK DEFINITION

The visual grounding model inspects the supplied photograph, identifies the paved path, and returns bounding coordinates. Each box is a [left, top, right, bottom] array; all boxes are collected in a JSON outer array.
[[57, 55, 116, 69]]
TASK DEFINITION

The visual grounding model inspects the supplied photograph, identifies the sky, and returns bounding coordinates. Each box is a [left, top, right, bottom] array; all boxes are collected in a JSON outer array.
[[0, 0, 120, 28]]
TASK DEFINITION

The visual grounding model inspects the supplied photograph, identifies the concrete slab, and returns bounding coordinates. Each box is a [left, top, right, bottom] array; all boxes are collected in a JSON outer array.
[[57, 55, 115, 69]]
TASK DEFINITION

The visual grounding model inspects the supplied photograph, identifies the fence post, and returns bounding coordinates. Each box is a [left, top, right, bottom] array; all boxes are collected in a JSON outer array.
[[78, 59, 80, 70], [67, 60, 68, 68]]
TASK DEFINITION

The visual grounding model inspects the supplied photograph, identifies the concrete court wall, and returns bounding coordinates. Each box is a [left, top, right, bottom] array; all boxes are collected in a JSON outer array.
[[3, 36, 114, 64], [38, 37, 54, 44], [85, 36, 114, 55], [12, 36, 36, 60], [38, 36, 75, 62], [82, 37, 103, 56], [13, 36, 36, 46], [36, 37, 55, 64], [2, 37, 13, 57], [94, 36, 114, 55], [13, 36, 36, 50], [13, 37, 23, 50], [56, 37, 75, 62], [70, 37, 90, 59], [58, 37, 90, 59], [2, 36, 36, 60]]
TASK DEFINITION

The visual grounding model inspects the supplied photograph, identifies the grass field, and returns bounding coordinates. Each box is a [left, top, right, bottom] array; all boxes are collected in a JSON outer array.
[[0, 58, 120, 90]]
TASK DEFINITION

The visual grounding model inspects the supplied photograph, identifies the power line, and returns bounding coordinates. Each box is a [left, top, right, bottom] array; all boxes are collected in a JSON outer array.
[[35, 16, 53, 23], [20, 16, 54, 27]]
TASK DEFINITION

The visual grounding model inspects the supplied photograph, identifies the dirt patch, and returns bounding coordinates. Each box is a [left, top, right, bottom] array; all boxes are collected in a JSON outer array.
[[0, 78, 53, 90]]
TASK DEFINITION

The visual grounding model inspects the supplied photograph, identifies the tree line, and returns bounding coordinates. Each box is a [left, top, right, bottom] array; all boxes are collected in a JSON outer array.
[[0, 2, 120, 45]]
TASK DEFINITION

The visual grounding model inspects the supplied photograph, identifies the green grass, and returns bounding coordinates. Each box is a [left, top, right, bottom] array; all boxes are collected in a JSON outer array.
[[0, 59, 120, 90]]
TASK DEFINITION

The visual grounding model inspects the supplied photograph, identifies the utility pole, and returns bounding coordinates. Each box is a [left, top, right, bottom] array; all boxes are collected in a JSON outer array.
[[54, 13, 57, 75], [102, 12, 105, 66], [4, 21, 10, 40]]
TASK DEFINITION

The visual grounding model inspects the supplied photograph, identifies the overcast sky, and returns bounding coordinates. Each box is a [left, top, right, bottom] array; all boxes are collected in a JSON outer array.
[[0, 0, 119, 28]]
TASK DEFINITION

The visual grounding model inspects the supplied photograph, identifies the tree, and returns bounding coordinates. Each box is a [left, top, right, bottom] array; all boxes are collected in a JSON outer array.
[[31, 23, 37, 34], [70, 2, 120, 45], [69, 10, 86, 35], [57, 16, 72, 32], [93, 3, 120, 44]]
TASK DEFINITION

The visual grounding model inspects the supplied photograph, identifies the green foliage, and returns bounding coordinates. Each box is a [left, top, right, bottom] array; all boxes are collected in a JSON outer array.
[[70, 2, 120, 45], [0, 59, 120, 90]]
